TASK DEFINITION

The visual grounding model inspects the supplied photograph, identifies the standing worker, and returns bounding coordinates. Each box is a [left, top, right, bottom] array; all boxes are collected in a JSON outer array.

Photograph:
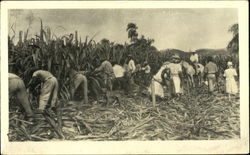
[[93, 58, 115, 105], [124, 54, 136, 95], [127, 54, 136, 83], [223, 61, 238, 100], [9, 73, 34, 118], [27, 69, 59, 113], [190, 50, 199, 73], [190, 50, 199, 64], [204, 56, 219, 94], [168, 54, 183, 97], [141, 61, 151, 86], [68, 68, 88, 106]]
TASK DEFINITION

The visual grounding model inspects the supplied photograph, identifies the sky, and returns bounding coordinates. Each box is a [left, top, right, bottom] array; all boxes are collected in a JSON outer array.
[[8, 9, 238, 51]]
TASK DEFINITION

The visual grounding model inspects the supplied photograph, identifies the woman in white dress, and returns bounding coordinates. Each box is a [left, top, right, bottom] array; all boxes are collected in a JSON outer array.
[[168, 55, 183, 97], [223, 61, 238, 100]]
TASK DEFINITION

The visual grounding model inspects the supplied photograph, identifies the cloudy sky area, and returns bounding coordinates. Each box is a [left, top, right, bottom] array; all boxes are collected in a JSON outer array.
[[8, 9, 237, 51]]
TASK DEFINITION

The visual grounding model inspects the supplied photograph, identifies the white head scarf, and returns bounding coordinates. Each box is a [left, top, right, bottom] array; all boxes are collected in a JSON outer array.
[[227, 61, 233, 67]]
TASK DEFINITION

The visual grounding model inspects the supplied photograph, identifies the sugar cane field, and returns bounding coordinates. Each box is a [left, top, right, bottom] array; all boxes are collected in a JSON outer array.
[[8, 20, 240, 141]]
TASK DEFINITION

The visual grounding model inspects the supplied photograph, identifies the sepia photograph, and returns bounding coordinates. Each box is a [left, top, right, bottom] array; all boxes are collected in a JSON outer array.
[[1, 1, 249, 154]]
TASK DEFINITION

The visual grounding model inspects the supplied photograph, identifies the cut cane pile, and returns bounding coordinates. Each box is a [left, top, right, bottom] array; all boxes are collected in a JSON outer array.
[[8, 85, 240, 141]]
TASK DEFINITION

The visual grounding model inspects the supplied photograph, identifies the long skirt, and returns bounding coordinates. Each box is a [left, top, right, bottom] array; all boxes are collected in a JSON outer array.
[[225, 78, 238, 94], [170, 76, 182, 94]]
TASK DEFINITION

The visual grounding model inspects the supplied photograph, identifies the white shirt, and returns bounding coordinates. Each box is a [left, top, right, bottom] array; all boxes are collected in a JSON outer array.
[[224, 68, 237, 79], [113, 64, 125, 78], [168, 63, 182, 76], [190, 53, 199, 63], [142, 65, 151, 74], [128, 59, 136, 73]]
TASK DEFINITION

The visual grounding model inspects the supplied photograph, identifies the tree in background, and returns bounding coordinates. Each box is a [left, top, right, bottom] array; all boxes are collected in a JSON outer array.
[[126, 23, 138, 43], [227, 23, 239, 76], [227, 23, 238, 55]]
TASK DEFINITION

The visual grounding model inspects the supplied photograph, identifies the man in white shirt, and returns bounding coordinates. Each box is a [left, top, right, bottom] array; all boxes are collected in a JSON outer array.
[[128, 55, 136, 73], [125, 55, 136, 94], [113, 64, 125, 78], [190, 50, 199, 74], [190, 51, 199, 63], [141, 61, 151, 86], [113, 62, 126, 90]]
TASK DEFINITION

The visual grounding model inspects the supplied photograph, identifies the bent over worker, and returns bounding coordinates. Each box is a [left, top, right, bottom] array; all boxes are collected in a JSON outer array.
[[69, 68, 88, 105], [9, 73, 34, 117], [28, 69, 59, 113], [93, 58, 115, 105]]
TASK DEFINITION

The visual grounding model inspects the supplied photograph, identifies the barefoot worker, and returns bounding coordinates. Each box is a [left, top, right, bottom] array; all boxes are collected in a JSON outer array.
[[9, 73, 34, 118]]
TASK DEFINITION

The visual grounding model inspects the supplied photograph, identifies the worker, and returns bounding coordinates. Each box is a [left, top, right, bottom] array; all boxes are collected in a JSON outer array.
[[148, 62, 170, 99], [27, 69, 59, 113], [204, 56, 219, 94], [93, 58, 115, 105], [190, 50, 199, 74], [112, 61, 126, 90], [9, 73, 34, 118], [68, 68, 88, 106], [168, 54, 183, 97], [223, 61, 238, 100], [125, 55, 136, 94], [128, 54, 136, 74], [141, 61, 151, 86]]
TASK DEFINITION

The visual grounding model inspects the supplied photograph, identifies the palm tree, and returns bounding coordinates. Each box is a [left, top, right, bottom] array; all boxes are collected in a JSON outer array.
[[227, 23, 238, 54], [227, 23, 239, 75], [126, 23, 138, 43]]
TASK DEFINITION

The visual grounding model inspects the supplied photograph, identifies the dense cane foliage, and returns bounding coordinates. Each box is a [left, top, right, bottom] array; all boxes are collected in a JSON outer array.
[[9, 21, 239, 89]]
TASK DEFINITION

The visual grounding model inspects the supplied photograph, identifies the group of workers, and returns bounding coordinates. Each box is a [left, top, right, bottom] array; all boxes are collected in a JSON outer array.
[[8, 54, 149, 118], [149, 51, 238, 100], [9, 51, 238, 119]]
